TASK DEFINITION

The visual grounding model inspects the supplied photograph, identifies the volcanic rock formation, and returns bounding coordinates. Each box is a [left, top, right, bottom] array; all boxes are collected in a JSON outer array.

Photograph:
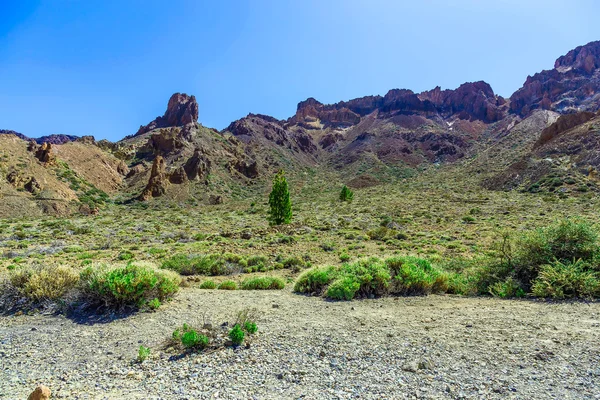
[[136, 93, 199, 136]]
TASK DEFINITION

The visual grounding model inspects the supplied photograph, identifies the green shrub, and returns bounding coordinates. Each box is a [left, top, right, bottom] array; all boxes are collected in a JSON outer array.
[[339, 258, 391, 298], [294, 266, 336, 294], [325, 276, 360, 300], [244, 321, 258, 334], [339, 253, 351, 262], [268, 170, 292, 225], [118, 251, 134, 261], [339, 185, 354, 202], [138, 345, 150, 362], [367, 226, 394, 241], [199, 280, 217, 289], [531, 260, 600, 299], [161, 254, 233, 276], [181, 330, 209, 349], [246, 255, 268, 271], [281, 256, 305, 271], [488, 278, 525, 298], [386, 256, 448, 296], [147, 298, 161, 310], [217, 280, 238, 290], [229, 324, 245, 346], [241, 277, 285, 290], [80, 263, 180, 309]]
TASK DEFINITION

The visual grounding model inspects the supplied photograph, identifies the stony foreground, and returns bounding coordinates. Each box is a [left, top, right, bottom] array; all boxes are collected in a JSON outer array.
[[1, 290, 599, 399]]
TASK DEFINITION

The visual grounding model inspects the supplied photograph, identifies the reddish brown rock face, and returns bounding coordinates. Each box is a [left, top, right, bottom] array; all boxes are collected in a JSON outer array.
[[510, 41, 600, 117], [136, 93, 199, 136], [290, 81, 505, 128]]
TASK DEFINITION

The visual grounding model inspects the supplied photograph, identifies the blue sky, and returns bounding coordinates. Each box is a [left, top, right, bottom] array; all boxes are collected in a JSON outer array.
[[1, 0, 599, 141]]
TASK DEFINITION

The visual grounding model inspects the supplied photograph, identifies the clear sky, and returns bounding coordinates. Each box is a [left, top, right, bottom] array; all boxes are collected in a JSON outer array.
[[1, 0, 599, 141]]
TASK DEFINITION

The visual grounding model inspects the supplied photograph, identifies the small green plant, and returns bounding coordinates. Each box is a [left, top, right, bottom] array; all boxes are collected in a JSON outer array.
[[137, 345, 150, 362], [199, 280, 217, 289], [217, 280, 238, 290], [147, 298, 161, 310], [229, 324, 245, 346], [339, 253, 351, 262], [268, 170, 292, 225], [243, 321, 258, 334], [118, 251, 134, 261], [339, 185, 354, 202], [181, 330, 209, 349]]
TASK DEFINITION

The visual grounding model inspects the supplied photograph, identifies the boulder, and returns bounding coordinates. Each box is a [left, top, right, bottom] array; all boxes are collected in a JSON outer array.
[[27, 385, 51, 400]]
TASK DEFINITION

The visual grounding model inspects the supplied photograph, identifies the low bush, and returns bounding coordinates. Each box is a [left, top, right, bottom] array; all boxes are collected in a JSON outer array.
[[217, 280, 238, 290], [295, 256, 448, 301], [7, 265, 79, 302], [294, 266, 336, 294], [161, 253, 238, 276], [241, 277, 285, 290], [326, 276, 360, 300], [173, 324, 209, 350], [386, 256, 448, 296], [199, 280, 217, 289], [80, 263, 180, 309], [531, 260, 600, 299]]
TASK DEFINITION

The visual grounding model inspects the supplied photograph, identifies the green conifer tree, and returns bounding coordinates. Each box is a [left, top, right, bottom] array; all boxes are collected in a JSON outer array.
[[339, 185, 354, 202], [268, 170, 292, 225]]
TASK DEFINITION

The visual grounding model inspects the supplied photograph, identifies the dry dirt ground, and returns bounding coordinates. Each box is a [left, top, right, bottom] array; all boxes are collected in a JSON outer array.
[[1, 289, 599, 399]]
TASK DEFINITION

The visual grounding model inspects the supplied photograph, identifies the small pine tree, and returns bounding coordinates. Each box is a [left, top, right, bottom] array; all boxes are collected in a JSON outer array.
[[268, 170, 292, 225], [339, 185, 354, 202]]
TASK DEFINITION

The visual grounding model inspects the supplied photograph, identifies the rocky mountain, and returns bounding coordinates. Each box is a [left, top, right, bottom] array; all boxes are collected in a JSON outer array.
[[510, 40, 600, 116], [1, 40, 600, 217], [0, 130, 79, 145]]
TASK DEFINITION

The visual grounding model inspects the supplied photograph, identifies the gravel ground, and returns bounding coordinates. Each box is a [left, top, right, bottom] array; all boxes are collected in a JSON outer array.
[[1, 289, 600, 399]]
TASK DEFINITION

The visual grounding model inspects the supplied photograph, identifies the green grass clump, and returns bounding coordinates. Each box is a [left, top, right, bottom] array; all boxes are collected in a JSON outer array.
[[241, 277, 285, 290], [80, 263, 180, 309], [217, 280, 238, 290], [199, 280, 217, 289]]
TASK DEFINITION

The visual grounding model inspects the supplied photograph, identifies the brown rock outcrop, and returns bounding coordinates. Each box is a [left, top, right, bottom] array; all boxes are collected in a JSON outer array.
[[136, 93, 198, 136], [30, 142, 56, 165], [28, 385, 51, 400], [227, 114, 317, 154], [139, 156, 169, 200], [536, 111, 596, 147], [183, 149, 211, 181]]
